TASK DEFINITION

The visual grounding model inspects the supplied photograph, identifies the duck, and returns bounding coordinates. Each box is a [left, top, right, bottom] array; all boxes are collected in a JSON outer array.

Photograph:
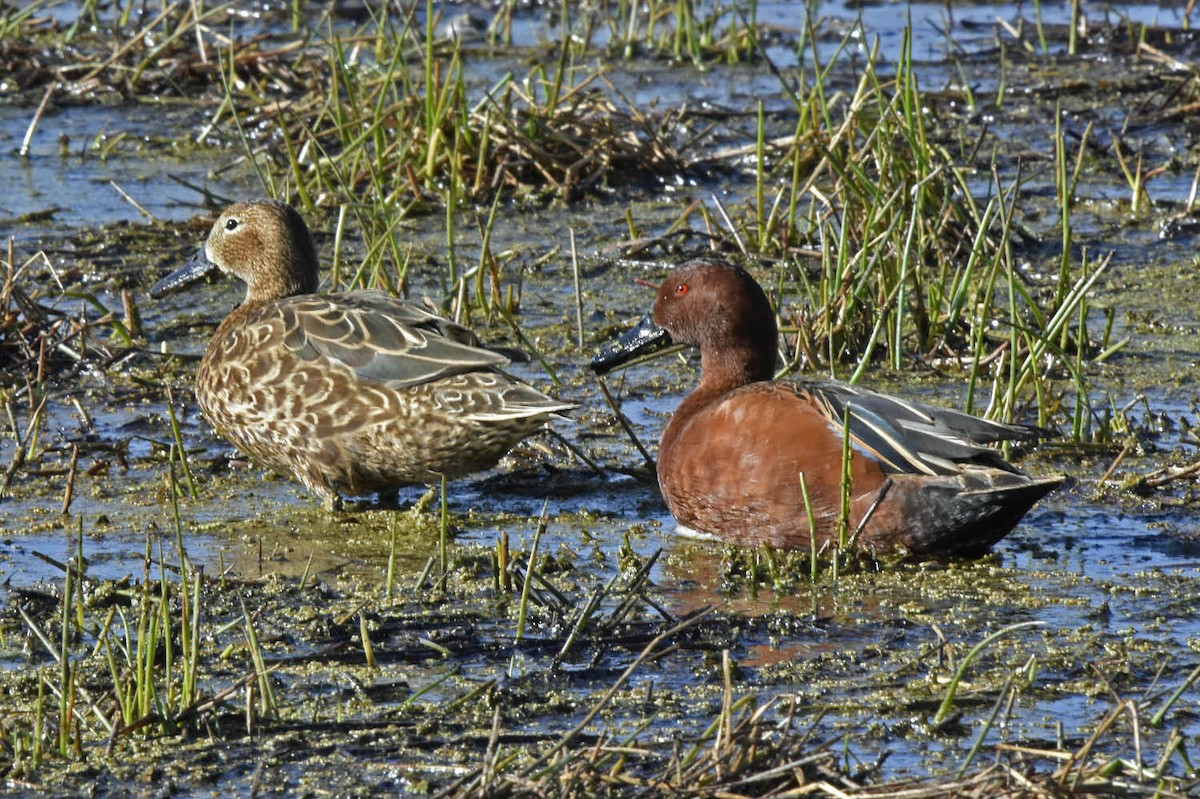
[[151, 198, 574, 509], [590, 258, 1062, 557]]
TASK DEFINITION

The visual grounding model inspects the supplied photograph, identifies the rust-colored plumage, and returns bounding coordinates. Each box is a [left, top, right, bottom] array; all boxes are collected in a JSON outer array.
[[592, 259, 1061, 558], [152, 199, 573, 508]]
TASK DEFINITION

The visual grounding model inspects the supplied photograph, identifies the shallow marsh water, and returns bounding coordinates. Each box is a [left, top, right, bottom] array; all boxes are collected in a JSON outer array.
[[2, 1, 1200, 796]]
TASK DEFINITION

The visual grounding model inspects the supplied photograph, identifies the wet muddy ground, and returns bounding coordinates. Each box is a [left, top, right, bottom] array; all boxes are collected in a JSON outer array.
[[2, 1, 1200, 797]]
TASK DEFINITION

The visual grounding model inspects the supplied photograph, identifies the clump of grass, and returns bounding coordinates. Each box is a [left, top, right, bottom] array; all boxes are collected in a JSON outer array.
[[0, 239, 150, 499], [643, 21, 1114, 436], [0, 456, 291, 777], [259, 17, 686, 211]]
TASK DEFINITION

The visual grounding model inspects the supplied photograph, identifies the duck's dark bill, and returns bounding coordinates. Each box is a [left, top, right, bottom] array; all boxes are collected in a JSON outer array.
[[150, 248, 220, 298], [590, 315, 673, 375]]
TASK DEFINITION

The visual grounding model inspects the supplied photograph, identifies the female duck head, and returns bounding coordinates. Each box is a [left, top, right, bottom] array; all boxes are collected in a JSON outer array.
[[150, 199, 319, 303]]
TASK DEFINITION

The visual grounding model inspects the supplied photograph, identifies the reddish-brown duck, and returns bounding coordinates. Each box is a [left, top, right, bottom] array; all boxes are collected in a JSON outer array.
[[591, 258, 1061, 557]]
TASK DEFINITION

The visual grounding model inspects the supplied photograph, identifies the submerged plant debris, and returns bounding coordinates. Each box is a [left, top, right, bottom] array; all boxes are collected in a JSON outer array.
[[2, 1, 1200, 798]]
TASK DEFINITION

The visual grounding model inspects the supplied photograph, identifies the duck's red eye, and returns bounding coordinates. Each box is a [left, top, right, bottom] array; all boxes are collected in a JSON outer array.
[[675, 282, 688, 296]]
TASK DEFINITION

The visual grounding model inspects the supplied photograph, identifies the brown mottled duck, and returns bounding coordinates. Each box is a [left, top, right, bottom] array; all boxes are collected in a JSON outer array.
[[152, 199, 574, 510]]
